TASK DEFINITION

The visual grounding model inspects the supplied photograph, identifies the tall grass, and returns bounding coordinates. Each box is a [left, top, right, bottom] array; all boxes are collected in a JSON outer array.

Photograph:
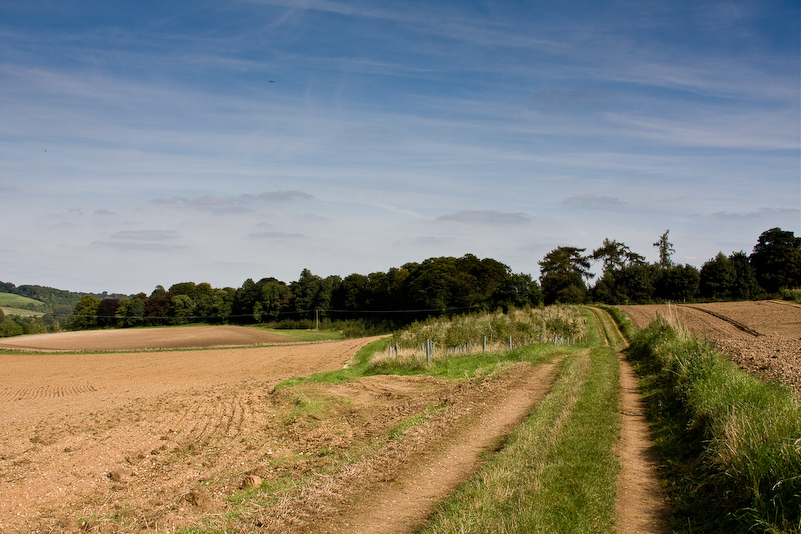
[[628, 317, 801, 533]]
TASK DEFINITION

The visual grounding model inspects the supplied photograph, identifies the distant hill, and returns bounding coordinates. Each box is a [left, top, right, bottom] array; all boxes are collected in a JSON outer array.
[[0, 293, 46, 317], [0, 281, 129, 317]]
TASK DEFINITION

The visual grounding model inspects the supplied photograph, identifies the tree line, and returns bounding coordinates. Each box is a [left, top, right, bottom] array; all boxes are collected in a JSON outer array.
[[1, 227, 799, 337], [540, 227, 800, 305], [66, 254, 542, 331]]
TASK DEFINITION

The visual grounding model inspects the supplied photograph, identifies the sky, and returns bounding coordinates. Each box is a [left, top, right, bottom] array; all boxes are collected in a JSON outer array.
[[1, 0, 799, 295]]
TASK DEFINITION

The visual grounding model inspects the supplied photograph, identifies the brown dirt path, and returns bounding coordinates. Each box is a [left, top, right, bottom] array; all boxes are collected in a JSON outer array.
[[322, 360, 559, 534], [588, 307, 668, 533], [616, 354, 668, 533]]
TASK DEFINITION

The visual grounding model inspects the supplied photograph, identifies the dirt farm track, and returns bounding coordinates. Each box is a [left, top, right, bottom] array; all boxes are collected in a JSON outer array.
[[618, 300, 801, 393]]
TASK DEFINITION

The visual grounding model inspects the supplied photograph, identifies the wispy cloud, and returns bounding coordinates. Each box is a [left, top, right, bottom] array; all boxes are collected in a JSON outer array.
[[563, 194, 626, 207], [110, 230, 181, 241], [249, 231, 308, 239], [438, 210, 530, 225], [152, 196, 252, 214], [710, 207, 801, 220], [151, 191, 314, 215], [92, 241, 188, 253], [254, 190, 314, 201]]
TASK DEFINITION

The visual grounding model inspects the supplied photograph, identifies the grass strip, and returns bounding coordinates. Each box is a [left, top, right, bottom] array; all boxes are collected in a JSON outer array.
[[628, 317, 801, 533], [420, 344, 621, 534]]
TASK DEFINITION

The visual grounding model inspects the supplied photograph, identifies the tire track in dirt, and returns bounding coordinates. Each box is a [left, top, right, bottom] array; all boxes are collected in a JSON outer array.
[[311, 360, 561, 534], [685, 305, 763, 337], [589, 307, 668, 534], [0, 384, 97, 401]]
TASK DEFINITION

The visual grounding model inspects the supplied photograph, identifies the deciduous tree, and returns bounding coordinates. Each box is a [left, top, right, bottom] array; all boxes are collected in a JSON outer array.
[[750, 227, 801, 293], [538, 246, 593, 305]]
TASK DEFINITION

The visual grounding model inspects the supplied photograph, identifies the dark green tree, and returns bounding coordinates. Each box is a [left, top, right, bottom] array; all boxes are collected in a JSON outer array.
[[539, 247, 593, 305], [70, 294, 100, 330], [335, 273, 368, 311], [96, 298, 120, 328], [699, 252, 736, 300], [116, 293, 147, 327], [233, 278, 260, 321], [492, 272, 543, 309], [145, 287, 172, 326], [653, 230, 675, 268], [655, 264, 700, 302], [592, 262, 657, 304], [592, 238, 645, 272], [255, 278, 290, 322], [729, 251, 762, 300], [749, 227, 801, 293], [170, 294, 195, 324]]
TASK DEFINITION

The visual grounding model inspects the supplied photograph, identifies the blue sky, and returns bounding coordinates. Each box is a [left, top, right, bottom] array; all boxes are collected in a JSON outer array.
[[1, 0, 799, 294]]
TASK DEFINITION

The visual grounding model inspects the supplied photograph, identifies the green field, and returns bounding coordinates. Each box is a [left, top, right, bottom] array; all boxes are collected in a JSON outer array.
[[0, 293, 45, 317]]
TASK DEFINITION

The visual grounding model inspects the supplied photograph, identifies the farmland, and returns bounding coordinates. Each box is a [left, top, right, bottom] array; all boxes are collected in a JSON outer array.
[[0, 293, 45, 318], [0, 333, 387, 532], [0, 310, 649, 534], [1, 301, 798, 532], [618, 301, 801, 393]]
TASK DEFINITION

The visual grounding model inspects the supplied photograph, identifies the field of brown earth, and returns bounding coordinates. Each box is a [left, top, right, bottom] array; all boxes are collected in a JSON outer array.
[[1, 331, 398, 533], [1, 324, 601, 534], [618, 301, 801, 393], [0, 325, 298, 351]]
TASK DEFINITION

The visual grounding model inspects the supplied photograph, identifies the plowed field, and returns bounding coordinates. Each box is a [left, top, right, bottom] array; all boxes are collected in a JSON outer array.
[[0, 325, 297, 351], [618, 301, 801, 393], [0, 330, 395, 532], [0, 327, 576, 533]]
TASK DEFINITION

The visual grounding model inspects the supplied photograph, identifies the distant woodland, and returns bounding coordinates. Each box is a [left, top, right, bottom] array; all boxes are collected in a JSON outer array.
[[1, 227, 799, 338]]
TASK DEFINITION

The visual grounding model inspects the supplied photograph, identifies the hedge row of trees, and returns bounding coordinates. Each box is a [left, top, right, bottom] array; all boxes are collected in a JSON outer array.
[[539, 227, 800, 305], [68, 254, 542, 330], [2, 226, 796, 335]]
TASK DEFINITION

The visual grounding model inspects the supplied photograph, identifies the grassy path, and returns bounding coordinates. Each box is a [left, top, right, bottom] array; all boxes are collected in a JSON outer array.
[[417, 309, 627, 533], [587, 306, 667, 533]]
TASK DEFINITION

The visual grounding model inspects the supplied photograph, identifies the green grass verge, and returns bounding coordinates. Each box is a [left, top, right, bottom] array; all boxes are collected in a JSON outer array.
[[366, 342, 566, 381], [420, 344, 620, 533], [628, 318, 801, 533], [258, 327, 343, 342]]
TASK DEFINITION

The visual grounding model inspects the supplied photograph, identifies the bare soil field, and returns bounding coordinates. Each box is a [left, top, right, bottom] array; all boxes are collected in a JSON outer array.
[[0, 325, 297, 351], [0, 332, 390, 533], [618, 301, 801, 393]]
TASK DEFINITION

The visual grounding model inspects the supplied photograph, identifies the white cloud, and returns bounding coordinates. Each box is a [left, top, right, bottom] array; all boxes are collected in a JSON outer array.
[[438, 210, 530, 225]]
